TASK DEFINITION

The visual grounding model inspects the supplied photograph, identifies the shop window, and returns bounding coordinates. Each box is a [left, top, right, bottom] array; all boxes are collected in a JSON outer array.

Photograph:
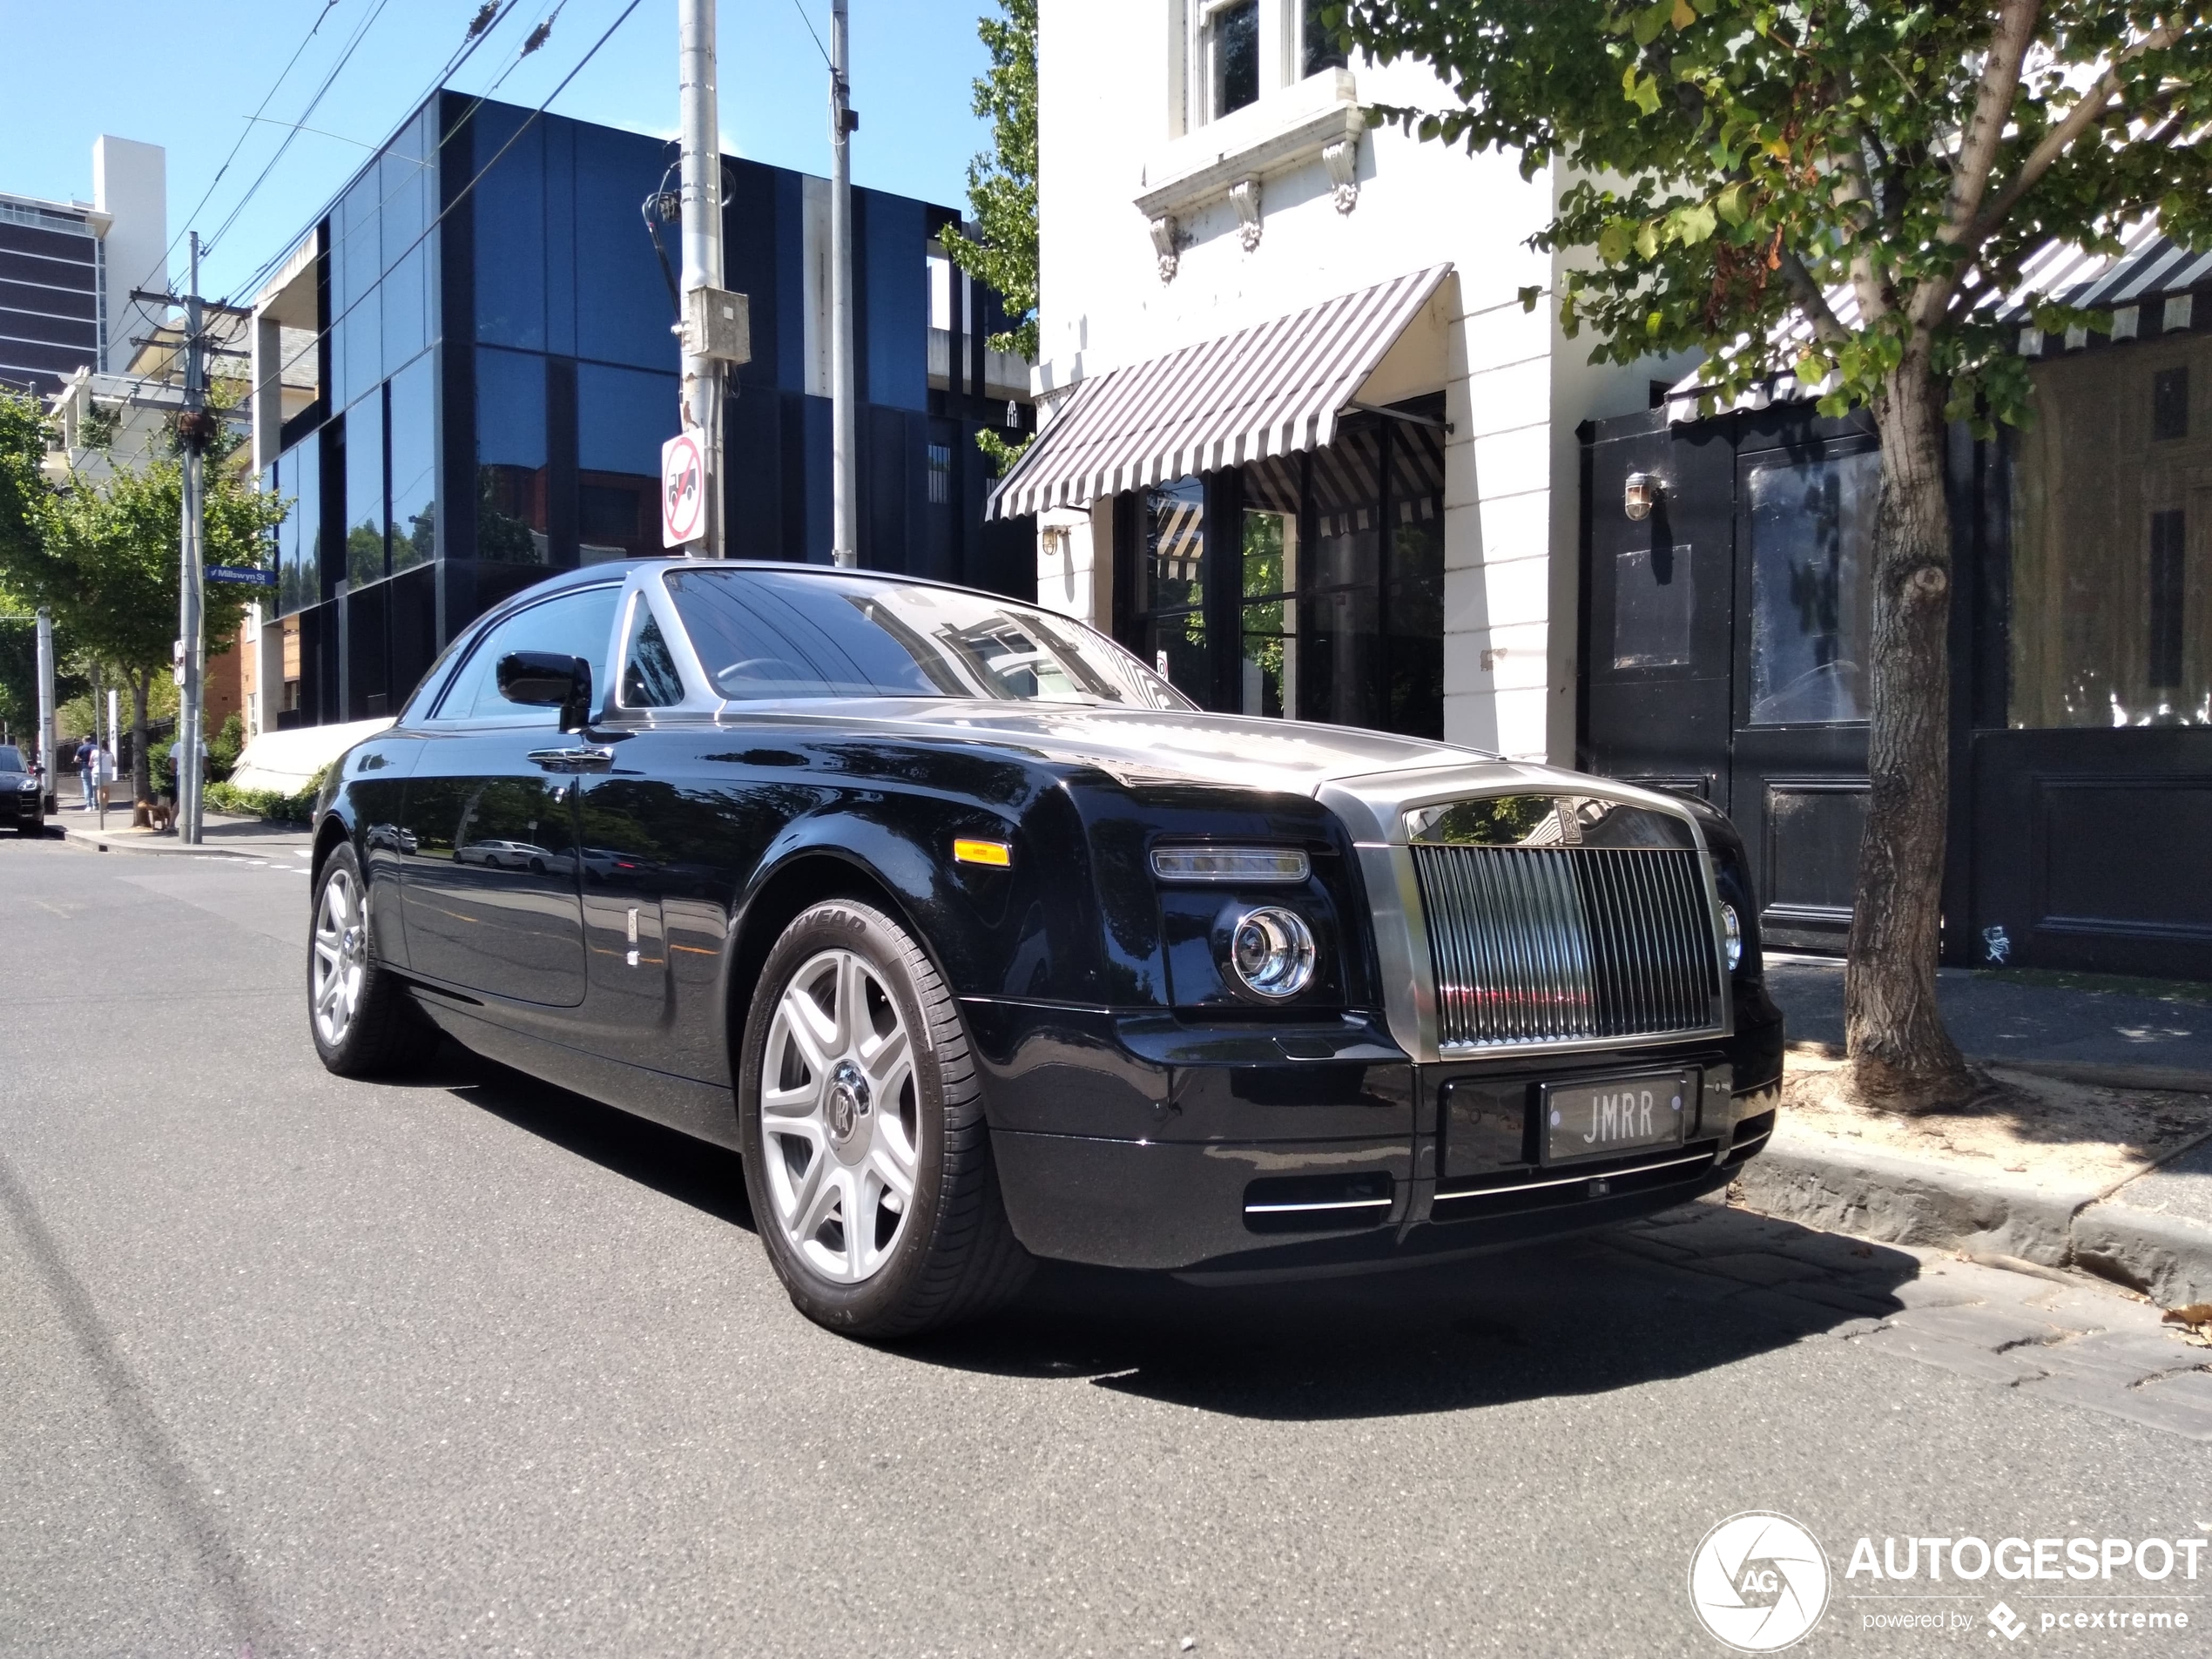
[[2012, 338, 2211, 726], [1302, 423, 1385, 729], [1211, 1, 1260, 118], [1746, 447, 1878, 725], [1613, 543, 1695, 669], [2149, 509, 2186, 690], [1134, 477, 1208, 696], [1303, 0, 1348, 75], [1240, 455, 1298, 717], [1383, 419, 1446, 738], [2154, 366, 2189, 442]]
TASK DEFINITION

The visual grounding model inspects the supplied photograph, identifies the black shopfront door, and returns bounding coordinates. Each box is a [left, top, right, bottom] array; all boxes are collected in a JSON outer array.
[[1582, 409, 1878, 954]]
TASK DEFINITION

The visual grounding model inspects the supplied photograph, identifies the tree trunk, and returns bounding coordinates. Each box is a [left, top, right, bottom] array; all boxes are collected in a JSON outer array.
[[1845, 356, 1978, 1109], [129, 671, 151, 826]]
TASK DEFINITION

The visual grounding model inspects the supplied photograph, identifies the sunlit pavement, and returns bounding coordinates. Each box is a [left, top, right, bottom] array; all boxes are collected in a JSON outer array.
[[3, 834, 2207, 1656]]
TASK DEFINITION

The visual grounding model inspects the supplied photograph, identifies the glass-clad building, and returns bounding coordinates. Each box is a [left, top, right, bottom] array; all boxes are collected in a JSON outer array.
[[252, 91, 1033, 727]]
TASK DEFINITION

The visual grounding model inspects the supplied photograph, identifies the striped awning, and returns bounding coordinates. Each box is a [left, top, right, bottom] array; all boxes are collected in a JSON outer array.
[[988, 263, 1453, 520]]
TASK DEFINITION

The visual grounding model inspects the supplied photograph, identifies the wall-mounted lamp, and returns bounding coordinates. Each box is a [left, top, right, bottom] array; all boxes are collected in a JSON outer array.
[[1623, 471, 1660, 522]]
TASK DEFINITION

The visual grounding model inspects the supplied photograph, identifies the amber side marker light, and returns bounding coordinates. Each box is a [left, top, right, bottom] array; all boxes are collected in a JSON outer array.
[[953, 838, 1012, 867]]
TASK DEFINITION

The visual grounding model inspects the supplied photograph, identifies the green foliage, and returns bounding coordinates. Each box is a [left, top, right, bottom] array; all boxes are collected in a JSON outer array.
[[208, 711, 246, 782], [941, 0, 1039, 368], [1341, 2, 2212, 431], [205, 762, 326, 826], [25, 452, 286, 687], [974, 427, 1035, 479]]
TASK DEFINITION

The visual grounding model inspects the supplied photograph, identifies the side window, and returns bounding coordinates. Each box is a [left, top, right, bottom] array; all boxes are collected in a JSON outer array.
[[435, 585, 622, 723], [618, 592, 687, 708]]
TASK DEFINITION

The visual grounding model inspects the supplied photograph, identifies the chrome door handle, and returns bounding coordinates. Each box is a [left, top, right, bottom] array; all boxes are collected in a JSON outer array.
[[526, 745, 617, 772]]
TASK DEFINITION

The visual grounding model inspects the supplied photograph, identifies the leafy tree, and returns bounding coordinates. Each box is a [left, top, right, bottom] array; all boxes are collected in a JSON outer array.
[[940, 0, 1039, 476], [1338, 0, 2212, 1109], [21, 453, 283, 806]]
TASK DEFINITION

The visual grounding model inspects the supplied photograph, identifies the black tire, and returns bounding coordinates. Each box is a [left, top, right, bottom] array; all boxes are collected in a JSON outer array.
[[307, 841, 428, 1077], [738, 898, 1031, 1339]]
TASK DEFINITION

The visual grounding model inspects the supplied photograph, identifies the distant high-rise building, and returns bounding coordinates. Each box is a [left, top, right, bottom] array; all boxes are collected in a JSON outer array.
[[0, 136, 166, 397]]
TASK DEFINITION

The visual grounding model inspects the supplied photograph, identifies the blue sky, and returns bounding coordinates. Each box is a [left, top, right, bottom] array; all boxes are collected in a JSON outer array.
[[1, 0, 995, 301]]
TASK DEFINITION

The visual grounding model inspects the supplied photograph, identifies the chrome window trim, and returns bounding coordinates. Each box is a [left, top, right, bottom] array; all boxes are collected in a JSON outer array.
[[1322, 770, 1733, 1065]]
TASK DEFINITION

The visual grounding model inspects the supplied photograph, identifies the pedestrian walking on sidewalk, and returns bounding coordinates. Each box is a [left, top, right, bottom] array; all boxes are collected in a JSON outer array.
[[75, 734, 95, 811], [92, 740, 116, 813]]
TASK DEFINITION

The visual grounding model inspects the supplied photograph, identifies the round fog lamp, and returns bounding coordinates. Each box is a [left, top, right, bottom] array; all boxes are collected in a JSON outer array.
[[1721, 902, 1743, 971], [1230, 907, 1316, 1000]]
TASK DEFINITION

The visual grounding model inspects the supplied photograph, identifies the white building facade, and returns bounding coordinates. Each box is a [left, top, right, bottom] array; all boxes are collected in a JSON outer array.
[[1006, 1, 1693, 764]]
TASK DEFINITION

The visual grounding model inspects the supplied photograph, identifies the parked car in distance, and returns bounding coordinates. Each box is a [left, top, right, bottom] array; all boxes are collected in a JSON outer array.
[[0, 745, 45, 836], [307, 560, 1783, 1338]]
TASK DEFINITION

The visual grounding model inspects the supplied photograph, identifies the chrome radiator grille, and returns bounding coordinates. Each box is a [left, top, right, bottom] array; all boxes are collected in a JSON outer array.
[[1412, 845, 1725, 1049]]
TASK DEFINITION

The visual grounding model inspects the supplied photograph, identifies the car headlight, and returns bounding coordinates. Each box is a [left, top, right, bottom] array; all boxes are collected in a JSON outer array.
[[1720, 902, 1743, 971], [1228, 906, 1316, 999], [1151, 846, 1309, 883]]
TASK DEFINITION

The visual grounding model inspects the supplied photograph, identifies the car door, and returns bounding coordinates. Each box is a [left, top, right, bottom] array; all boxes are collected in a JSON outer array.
[[395, 583, 622, 1006]]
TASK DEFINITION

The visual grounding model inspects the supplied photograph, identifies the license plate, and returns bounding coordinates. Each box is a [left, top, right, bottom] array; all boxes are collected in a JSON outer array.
[[1541, 1071, 1693, 1164]]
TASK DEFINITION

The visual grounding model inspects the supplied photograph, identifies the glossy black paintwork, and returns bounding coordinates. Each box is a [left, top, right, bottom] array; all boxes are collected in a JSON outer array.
[[314, 560, 1785, 1272]]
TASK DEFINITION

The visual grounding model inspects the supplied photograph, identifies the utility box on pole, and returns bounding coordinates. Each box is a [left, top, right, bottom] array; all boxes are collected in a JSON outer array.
[[681, 287, 751, 365]]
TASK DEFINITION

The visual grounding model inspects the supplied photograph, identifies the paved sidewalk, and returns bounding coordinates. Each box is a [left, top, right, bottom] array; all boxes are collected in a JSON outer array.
[[1750, 953, 2212, 1308], [1767, 952, 2212, 1081], [50, 806, 312, 860]]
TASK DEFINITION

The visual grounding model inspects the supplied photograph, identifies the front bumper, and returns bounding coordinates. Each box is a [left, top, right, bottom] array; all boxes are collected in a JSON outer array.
[[967, 988, 1783, 1275]]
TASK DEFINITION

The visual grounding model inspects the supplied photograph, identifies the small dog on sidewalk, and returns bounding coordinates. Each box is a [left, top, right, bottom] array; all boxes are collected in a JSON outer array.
[[139, 799, 175, 833]]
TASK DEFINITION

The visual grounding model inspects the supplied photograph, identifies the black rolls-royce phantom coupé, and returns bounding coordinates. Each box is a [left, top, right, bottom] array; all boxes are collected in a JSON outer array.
[[308, 560, 1782, 1336]]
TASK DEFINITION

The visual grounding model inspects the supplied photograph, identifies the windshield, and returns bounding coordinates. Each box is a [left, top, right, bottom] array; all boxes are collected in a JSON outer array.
[[0, 745, 24, 772], [663, 567, 1192, 709]]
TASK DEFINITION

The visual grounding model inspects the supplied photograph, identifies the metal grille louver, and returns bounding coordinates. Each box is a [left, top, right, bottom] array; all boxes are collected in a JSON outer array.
[[1413, 846, 1725, 1049]]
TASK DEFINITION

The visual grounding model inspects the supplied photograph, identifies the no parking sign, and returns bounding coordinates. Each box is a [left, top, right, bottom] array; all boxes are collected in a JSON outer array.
[[661, 430, 705, 548]]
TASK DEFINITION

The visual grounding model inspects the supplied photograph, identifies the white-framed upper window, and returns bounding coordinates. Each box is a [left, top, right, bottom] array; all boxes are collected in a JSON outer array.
[[1180, 0, 1352, 131]]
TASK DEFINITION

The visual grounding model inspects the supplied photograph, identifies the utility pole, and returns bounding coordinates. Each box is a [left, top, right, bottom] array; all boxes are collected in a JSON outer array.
[[828, 0, 859, 568], [177, 231, 208, 844], [34, 607, 55, 813], [678, 0, 725, 557]]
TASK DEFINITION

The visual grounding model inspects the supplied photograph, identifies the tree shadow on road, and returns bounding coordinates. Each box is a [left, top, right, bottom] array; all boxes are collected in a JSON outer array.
[[433, 1047, 755, 1232], [897, 1207, 1921, 1420], [425, 1051, 1921, 1422]]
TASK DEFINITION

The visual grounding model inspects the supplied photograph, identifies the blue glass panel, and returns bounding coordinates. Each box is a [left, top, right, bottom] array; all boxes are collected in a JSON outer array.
[[544, 118, 577, 357], [382, 243, 428, 372], [575, 124, 678, 370], [577, 361, 678, 476], [471, 105, 545, 350], [344, 400, 387, 589], [388, 352, 437, 571], [861, 190, 927, 412], [336, 176, 382, 409], [577, 361, 678, 563], [281, 439, 321, 616], [475, 345, 549, 564]]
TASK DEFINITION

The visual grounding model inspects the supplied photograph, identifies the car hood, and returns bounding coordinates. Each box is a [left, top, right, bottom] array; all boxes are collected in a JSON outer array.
[[711, 699, 1672, 839]]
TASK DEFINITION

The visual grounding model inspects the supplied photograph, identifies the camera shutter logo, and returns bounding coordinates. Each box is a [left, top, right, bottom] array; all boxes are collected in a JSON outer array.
[[1688, 1512, 1831, 1651]]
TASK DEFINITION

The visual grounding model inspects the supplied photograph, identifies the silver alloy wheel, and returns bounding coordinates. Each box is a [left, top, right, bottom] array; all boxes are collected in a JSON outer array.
[[312, 866, 368, 1048], [760, 947, 921, 1284]]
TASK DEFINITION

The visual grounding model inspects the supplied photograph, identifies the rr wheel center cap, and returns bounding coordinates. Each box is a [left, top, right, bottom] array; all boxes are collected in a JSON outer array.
[[826, 1059, 871, 1154]]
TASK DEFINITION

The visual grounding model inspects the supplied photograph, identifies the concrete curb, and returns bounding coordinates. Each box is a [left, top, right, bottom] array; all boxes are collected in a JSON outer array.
[[1734, 1136, 2212, 1309], [51, 819, 309, 861]]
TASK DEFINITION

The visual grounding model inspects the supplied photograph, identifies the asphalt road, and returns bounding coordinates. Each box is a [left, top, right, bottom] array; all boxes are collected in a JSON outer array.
[[3, 833, 2209, 1658]]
